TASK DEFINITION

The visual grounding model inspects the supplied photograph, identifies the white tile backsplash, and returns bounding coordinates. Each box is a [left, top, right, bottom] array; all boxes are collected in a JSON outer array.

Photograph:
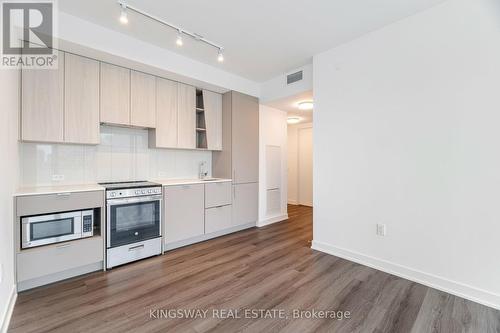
[[20, 125, 212, 186]]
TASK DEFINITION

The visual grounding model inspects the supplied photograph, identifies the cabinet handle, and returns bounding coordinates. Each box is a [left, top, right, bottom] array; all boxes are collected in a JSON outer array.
[[233, 186, 236, 199], [129, 244, 145, 251], [233, 170, 236, 181], [56, 192, 71, 197], [56, 243, 71, 249]]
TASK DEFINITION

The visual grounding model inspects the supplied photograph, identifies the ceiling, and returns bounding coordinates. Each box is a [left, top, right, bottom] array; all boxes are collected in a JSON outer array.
[[266, 90, 313, 124], [59, 0, 446, 82]]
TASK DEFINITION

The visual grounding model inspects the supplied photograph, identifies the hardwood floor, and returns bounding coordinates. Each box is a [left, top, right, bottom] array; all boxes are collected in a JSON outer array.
[[9, 205, 500, 332]]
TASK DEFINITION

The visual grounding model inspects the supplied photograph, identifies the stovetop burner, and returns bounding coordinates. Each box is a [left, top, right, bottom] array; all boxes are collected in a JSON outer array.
[[99, 181, 161, 190]]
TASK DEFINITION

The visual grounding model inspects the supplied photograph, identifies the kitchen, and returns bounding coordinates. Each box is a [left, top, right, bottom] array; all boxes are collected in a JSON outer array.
[[14, 48, 260, 288], [3, 0, 500, 332]]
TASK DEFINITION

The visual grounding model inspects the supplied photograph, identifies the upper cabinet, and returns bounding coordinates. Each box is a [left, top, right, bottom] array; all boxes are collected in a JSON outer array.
[[64, 53, 100, 145], [177, 83, 196, 149], [100, 63, 130, 126], [131, 71, 156, 128], [21, 50, 65, 143], [150, 78, 178, 148], [20, 50, 223, 150], [203, 90, 223, 151]]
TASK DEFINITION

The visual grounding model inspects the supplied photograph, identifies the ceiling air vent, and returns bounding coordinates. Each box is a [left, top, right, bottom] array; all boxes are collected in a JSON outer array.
[[286, 70, 303, 85]]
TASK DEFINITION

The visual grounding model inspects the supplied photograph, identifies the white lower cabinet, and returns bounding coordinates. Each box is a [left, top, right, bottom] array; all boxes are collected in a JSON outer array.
[[164, 181, 255, 249], [164, 184, 205, 244], [17, 237, 103, 287], [205, 205, 232, 234], [232, 183, 259, 226]]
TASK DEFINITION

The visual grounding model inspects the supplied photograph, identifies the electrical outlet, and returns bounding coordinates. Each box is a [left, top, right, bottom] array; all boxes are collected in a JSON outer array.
[[376, 224, 386, 236], [52, 174, 65, 181]]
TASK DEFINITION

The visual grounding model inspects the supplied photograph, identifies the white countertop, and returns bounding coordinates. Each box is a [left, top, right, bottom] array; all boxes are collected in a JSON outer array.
[[154, 178, 232, 186], [14, 178, 232, 196], [14, 184, 105, 197]]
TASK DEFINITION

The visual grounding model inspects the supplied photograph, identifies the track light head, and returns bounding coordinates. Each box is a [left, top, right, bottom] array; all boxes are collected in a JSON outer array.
[[217, 48, 224, 63], [119, 3, 128, 24], [176, 30, 183, 46]]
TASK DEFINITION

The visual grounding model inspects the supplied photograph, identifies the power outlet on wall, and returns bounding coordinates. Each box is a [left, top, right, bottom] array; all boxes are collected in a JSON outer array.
[[376, 224, 387, 236], [52, 174, 65, 181]]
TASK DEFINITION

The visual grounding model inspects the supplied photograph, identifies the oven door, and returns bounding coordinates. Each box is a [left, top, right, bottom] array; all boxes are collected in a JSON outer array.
[[107, 195, 161, 248], [21, 211, 83, 249]]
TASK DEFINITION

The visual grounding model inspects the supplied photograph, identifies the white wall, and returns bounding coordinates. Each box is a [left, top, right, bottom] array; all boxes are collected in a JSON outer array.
[[313, 0, 500, 309], [57, 12, 260, 97], [0, 69, 20, 331], [20, 126, 212, 187], [258, 105, 288, 226], [287, 123, 313, 205]]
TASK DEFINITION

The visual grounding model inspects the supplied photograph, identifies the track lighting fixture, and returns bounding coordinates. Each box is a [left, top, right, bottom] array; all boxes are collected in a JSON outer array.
[[116, 1, 224, 62]]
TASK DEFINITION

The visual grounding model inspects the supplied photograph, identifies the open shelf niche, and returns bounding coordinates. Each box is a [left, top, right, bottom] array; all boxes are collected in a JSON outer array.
[[196, 89, 207, 149]]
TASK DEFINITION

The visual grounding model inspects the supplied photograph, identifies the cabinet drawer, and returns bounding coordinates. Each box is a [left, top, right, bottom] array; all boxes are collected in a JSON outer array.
[[205, 182, 232, 208], [205, 205, 232, 234], [17, 236, 103, 282], [16, 190, 104, 217]]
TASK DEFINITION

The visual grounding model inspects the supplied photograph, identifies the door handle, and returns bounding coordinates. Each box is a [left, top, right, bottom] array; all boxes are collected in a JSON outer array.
[[56, 192, 71, 197], [56, 243, 71, 249]]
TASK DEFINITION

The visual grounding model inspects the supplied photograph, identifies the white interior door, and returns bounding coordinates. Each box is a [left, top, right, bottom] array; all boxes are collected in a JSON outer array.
[[298, 127, 313, 206]]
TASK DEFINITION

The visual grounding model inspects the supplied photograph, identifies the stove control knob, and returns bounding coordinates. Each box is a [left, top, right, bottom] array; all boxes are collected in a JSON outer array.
[[148, 189, 152, 193], [110, 192, 116, 198], [135, 190, 140, 195], [141, 190, 146, 194]]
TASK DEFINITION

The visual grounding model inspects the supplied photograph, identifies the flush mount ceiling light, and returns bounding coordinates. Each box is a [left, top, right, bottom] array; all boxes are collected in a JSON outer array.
[[287, 116, 302, 124], [298, 101, 314, 110], [117, 1, 225, 63]]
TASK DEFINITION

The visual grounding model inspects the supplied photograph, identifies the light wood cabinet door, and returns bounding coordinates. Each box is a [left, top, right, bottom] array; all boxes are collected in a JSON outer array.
[[203, 90, 222, 150], [164, 184, 205, 244], [130, 70, 156, 128], [21, 50, 64, 143], [177, 83, 196, 149], [232, 92, 259, 183], [232, 183, 258, 226], [100, 63, 130, 125], [153, 78, 178, 148], [64, 53, 100, 144], [205, 205, 232, 234]]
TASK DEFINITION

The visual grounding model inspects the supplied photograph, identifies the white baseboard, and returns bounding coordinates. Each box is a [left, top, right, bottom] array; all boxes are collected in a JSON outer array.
[[257, 214, 288, 227], [1, 285, 17, 333], [311, 240, 500, 310], [288, 200, 298, 205]]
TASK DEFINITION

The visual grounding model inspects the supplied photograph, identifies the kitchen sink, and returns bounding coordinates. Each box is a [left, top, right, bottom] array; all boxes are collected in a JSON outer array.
[[200, 178, 222, 181]]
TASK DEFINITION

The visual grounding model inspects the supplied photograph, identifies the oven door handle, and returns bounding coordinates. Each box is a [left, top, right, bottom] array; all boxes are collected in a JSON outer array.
[[106, 195, 162, 205]]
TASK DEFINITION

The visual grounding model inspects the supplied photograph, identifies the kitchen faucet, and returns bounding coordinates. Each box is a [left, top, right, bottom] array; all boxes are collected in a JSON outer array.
[[199, 161, 208, 179]]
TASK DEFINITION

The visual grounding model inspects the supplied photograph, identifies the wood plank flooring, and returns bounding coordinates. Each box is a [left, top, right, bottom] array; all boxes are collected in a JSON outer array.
[[9, 205, 500, 332]]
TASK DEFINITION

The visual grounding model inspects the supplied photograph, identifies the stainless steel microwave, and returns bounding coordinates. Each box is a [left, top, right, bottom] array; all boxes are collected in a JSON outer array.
[[21, 210, 94, 249]]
